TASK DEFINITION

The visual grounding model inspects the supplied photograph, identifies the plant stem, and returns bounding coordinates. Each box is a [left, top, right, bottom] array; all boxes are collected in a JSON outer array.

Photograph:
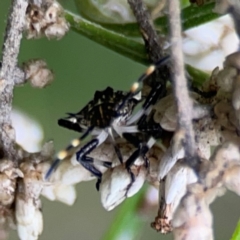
[[0, 0, 28, 162], [168, 0, 200, 170]]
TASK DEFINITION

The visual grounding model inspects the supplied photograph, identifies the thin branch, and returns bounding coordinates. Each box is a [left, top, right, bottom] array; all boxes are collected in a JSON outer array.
[[127, 0, 165, 62], [14, 67, 26, 85], [127, 0, 169, 94], [168, 0, 200, 170], [0, 0, 28, 162]]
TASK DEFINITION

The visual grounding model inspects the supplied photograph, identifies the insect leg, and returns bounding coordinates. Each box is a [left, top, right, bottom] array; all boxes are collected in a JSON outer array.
[[127, 82, 163, 125], [107, 127, 124, 164], [116, 56, 169, 114], [76, 130, 109, 190], [125, 137, 156, 182], [45, 126, 94, 180]]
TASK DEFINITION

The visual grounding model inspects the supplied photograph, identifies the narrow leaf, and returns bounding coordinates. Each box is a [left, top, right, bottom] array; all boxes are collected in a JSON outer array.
[[75, 2, 220, 36], [65, 10, 209, 85], [231, 220, 240, 240], [65, 11, 148, 64]]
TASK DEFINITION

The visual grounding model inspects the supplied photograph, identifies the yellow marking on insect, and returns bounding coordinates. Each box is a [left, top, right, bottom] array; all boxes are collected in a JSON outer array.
[[71, 139, 81, 147], [57, 150, 68, 160], [131, 82, 139, 93], [146, 65, 156, 76]]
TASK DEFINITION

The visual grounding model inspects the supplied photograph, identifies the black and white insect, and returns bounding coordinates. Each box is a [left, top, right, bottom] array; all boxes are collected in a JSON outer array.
[[45, 56, 169, 188]]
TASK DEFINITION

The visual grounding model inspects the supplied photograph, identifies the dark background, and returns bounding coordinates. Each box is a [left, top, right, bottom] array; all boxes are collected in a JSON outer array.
[[0, 1, 240, 239]]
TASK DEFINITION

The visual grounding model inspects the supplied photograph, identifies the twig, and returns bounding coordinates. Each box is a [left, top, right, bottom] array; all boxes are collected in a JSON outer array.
[[14, 67, 26, 85], [127, 0, 169, 94], [168, 0, 200, 170], [127, 0, 165, 62], [0, 0, 28, 162]]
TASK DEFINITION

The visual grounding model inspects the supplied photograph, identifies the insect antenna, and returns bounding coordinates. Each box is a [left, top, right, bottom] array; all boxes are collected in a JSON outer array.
[[116, 55, 170, 114]]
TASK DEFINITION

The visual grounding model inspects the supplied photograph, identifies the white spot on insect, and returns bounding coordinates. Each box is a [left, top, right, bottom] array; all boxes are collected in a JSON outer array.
[[68, 117, 77, 123], [133, 91, 142, 101]]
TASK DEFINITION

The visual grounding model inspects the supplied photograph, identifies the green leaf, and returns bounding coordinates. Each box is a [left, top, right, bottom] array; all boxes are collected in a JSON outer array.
[[75, 1, 220, 36], [155, 2, 220, 34], [231, 220, 240, 240], [65, 10, 209, 85], [186, 64, 209, 86], [65, 11, 148, 64], [74, 0, 125, 24]]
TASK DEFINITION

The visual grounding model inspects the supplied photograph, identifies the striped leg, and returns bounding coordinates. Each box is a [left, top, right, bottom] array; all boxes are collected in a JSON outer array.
[[125, 137, 156, 182], [76, 130, 110, 189], [127, 83, 163, 125], [116, 56, 169, 115], [45, 126, 94, 180]]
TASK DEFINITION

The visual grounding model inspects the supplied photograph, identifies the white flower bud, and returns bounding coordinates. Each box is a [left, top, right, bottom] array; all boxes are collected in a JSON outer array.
[[165, 163, 198, 216], [0, 160, 22, 206], [54, 184, 76, 205], [172, 192, 213, 240], [158, 132, 185, 179], [223, 165, 240, 195], [17, 208, 43, 240], [25, 0, 69, 39], [44, 2, 62, 23], [153, 94, 177, 131], [100, 165, 146, 211], [16, 194, 43, 240], [44, 19, 69, 40], [0, 174, 16, 206], [153, 163, 198, 233], [16, 197, 36, 226], [23, 59, 54, 88], [16, 171, 43, 240], [212, 142, 240, 166], [41, 185, 55, 201]]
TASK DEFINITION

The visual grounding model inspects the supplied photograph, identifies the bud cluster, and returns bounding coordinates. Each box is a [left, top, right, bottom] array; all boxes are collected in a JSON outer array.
[[24, 0, 69, 39], [23, 59, 54, 88], [151, 51, 240, 237]]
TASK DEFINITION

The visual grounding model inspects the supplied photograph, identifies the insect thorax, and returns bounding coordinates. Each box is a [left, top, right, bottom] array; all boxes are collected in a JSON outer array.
[[59, 87, 141, 131]]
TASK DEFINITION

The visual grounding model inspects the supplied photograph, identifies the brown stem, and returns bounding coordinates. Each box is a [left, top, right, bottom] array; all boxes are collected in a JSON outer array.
[[0, 0, 28, 162], [168, 0, 200, 170], [127, 0, 169, 94]]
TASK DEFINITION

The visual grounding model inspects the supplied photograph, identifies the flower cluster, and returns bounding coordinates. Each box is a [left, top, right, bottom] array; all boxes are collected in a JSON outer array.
[[24, 0, 69, 39], [23, 59, 54, 88], [151, 51, 240, 237], [0, 143, 50, 240]]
